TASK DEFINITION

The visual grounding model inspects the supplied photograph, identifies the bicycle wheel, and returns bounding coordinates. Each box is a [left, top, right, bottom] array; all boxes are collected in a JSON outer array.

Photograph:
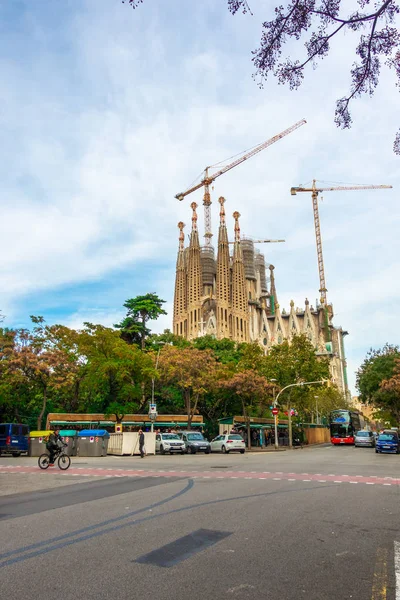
[[58, 453, 71, 470], [38, 454, 50, 470]]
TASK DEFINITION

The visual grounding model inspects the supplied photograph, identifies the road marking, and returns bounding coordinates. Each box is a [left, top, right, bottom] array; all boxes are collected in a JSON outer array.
[[302, 479, 311, 482], [394, 542, 400, 600], [371, 547, 388, 599]]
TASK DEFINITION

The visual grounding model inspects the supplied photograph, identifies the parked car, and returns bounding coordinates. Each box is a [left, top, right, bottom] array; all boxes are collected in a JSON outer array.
[[354, 430, 375, 448], [155, 433, 185, 455], [0, 423, 30, 456], [210, 433, 246, 454], [178, 431, 211, 454], [375, 430, 400, 454]]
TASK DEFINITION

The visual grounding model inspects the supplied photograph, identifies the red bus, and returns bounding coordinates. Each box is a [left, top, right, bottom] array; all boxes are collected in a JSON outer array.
[[329, 410, 365, 445]]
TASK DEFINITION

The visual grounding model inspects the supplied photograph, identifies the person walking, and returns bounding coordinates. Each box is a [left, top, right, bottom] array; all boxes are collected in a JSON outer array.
[[138, 429, 145, 458]]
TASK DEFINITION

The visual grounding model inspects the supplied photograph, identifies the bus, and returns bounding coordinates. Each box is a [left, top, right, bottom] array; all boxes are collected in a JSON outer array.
[[329, 410, 365, 445]]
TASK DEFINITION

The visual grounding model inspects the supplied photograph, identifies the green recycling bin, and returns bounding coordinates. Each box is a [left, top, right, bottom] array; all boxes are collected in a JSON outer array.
[[77, 430, 110, 457], [28, 431, 52, 457], [59, 430, 78, 456]]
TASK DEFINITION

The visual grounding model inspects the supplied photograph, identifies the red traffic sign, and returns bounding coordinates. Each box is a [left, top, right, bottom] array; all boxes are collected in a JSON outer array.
[[272, 408, 279, 416]]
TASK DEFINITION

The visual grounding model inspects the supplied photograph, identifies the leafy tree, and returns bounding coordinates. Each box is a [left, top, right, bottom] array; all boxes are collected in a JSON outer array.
[[78, 324, 155, 421], [356, 344, 400, 422], [157, 345, 219, 429], [125, 0, 400, 153], [221, 369, 273, 448], [193, 335, 242, 365], [0, 318, 77, 429], [115, 293, 167, 350]]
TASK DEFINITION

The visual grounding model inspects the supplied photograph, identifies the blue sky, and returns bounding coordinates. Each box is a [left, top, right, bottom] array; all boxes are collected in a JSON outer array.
[[1, 0, 399, 394]]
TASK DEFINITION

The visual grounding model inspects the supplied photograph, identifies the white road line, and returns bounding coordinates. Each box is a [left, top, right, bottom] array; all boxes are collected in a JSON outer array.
[[273, 478, 281, 481], [334, 481, 342, 483], [383, 483, 392, 486], [365, 482, 375, 485], [349, 481, 358, 484], [302, 479, 311, 482], [394, 541, 400, 600], [288, 479, 295, 481], [318, 480, 327, 483]]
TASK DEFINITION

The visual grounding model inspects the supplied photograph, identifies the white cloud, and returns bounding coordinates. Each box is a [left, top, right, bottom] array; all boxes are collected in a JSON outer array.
[[1, 0, 399, 396]]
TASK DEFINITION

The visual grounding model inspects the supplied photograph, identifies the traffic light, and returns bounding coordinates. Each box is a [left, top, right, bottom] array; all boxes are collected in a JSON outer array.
[[276, 417, 279, 425]]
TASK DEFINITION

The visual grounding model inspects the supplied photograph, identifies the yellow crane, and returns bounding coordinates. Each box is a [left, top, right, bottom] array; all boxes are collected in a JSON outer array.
[[290, 180, 393, 308], [176, 119, 306, 246]]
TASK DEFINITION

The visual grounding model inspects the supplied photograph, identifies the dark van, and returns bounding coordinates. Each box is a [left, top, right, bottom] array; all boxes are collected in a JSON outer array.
[[0, 423, 30, 456]]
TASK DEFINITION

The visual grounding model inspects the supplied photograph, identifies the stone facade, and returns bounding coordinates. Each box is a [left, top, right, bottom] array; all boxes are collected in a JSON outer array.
[[173, 196, 350, 398]]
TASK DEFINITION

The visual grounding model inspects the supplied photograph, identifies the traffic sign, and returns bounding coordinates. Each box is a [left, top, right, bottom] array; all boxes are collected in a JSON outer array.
[[272, 407, 279, 416]]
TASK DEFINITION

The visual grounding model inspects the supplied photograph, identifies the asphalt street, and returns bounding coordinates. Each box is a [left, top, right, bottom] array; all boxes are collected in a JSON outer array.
[[0, 445, 399, 600]]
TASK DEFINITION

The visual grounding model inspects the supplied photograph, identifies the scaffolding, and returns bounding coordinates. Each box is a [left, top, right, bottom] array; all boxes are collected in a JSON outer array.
[[200, 246, 216, 286], [255, 250, 268, 293], [241, 237, 256, 281]]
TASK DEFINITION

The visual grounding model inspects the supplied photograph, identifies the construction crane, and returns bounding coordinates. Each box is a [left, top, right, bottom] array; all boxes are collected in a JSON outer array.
[[228, 238, 285, 244], [175, 119, 306, 246], [290, 179, 393, 311]]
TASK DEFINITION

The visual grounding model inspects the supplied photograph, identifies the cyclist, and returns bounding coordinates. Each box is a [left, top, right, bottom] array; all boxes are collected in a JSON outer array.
[[46, 428, 63, 466]]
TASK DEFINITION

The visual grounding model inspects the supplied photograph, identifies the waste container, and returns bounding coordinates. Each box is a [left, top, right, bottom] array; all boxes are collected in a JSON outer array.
[[59, 430, 78, 456], [77, 429, 110, 457], [28, 431, 52, 457]]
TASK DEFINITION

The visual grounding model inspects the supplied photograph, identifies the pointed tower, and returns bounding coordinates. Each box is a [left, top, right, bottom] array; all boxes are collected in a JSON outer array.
[[269, 265, 277, 315], [173, 221, 187, 337], [187, 202, 203, 339], [215, 197, 231, 339], [231, 211, 249, 342]]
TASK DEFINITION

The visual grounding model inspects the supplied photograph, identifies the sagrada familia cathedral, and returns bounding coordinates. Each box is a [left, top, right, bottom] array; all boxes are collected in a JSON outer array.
[[173, 197, 349, 398]]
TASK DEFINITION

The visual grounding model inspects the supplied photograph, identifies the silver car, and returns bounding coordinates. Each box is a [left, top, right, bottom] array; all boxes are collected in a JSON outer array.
[[354, 430, 375, 448], [155, 433, 185, 455]]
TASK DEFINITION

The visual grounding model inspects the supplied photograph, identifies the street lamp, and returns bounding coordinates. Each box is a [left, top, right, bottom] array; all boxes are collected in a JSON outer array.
[[150, 342, 165, 433], [273, 379, 329, 449], [270, 379, 279, 451]]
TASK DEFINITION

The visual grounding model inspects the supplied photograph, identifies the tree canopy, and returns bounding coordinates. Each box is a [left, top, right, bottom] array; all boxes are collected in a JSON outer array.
[[356, 344, 400, 423], [115, 293, 167, 349]]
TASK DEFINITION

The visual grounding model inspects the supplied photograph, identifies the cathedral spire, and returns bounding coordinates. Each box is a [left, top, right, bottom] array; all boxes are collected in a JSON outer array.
[[173, 222, 187, 337], [187, 202, 203, 339], [269, 264, 278, 314], [231, 210, 249, 342], [216, 197, 230, 338]]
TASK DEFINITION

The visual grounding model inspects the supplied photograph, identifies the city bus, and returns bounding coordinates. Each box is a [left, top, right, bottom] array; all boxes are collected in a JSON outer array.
[[329, 410, 365, 445]]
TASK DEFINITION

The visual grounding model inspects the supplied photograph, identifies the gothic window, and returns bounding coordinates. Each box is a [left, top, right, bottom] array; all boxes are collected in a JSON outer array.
[[278, 335, 282, 344], [291, 320, 296, 330], [263, 338, 267, 346]]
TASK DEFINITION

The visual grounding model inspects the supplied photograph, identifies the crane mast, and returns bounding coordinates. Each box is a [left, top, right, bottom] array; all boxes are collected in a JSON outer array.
[[291, 179, 392, 337], [176, 119, 306, 246]]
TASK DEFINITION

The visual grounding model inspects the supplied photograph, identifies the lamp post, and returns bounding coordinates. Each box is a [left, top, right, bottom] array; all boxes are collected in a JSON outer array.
[[150, 342, 165, 433], [273, 380, 329, 449], [270, 379, 279, 451]]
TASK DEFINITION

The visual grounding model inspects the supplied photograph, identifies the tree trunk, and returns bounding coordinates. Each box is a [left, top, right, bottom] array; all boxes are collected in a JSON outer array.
[[186, 389, 192, 429], [288, 402, 293, 449], [37, 385, 47, 430], [242, 399, 251, 450]]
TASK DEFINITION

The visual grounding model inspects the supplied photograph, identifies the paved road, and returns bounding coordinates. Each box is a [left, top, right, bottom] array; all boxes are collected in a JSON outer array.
[[0, 445, 399, 599]]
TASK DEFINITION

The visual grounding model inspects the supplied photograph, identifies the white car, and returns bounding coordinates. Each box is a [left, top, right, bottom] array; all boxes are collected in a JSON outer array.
[[155, 433, 185, 455], [210, 433, 246, 454]]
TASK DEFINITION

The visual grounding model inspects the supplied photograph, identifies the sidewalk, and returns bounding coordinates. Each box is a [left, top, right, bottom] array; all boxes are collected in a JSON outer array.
[[247, 442, 330, 453]]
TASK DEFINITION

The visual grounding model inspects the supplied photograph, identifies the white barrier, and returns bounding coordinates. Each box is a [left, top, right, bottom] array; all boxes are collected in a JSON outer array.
[[108, 432, 156, 456]]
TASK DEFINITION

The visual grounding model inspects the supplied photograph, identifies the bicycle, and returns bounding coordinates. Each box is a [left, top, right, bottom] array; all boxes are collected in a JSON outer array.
[[38, 443, 71, 470]]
